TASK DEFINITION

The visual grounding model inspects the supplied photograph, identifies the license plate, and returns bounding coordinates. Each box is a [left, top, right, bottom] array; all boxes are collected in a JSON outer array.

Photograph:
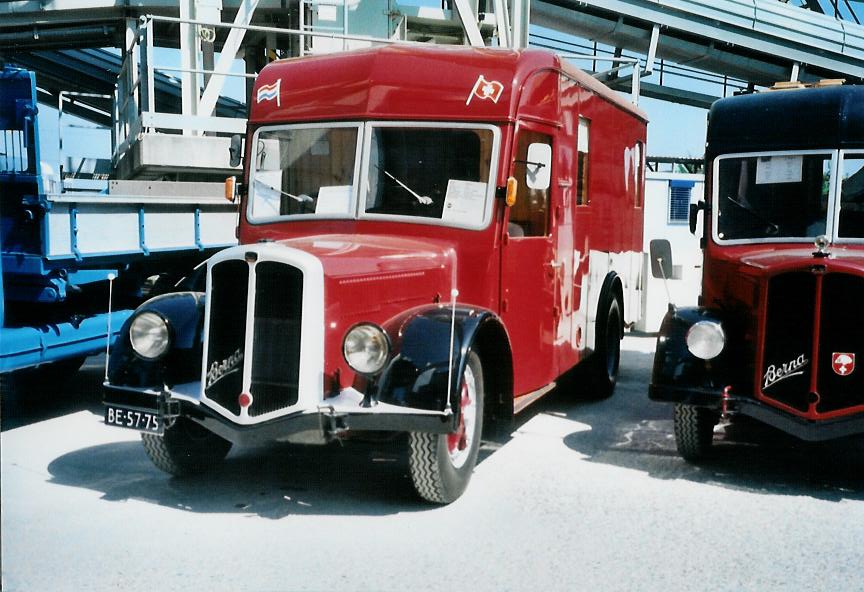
[[105, 405, 164, 435]]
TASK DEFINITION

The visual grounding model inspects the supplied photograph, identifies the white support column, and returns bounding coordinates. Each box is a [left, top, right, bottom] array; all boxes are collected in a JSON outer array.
[[453, 0, 485, 47], [644, 23, 660, 76], [511, 0, 530, 49], [198, 0, 260, 118], [632, 62, 641, 105], [179, 0, 201, 130], [790, 61, 800, 82], [493, 0, 511, 48]]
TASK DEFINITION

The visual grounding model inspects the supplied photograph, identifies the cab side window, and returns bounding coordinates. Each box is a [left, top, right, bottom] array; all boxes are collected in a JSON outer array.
[[509, 131, 552, 237], [576, 118, 590, 206]]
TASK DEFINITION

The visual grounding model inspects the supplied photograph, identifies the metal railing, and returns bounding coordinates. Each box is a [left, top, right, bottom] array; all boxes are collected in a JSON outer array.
[[58, 91, 112, 189], [112, 13, 409, 167], [1, 129, 28, 174]]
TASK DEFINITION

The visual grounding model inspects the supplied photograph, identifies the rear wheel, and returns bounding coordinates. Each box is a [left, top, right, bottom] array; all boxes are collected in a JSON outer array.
[[674, 404, 717, 461], [408, 351, 484, 504], [587, 298, 621, 399], [141, 417, 232, 476]]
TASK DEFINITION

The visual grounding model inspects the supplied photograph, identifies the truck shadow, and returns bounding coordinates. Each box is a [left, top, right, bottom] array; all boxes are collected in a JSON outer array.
[[46, 435, 441, 518], [2, 357, 106, 432], [553, 344, 864, 502]]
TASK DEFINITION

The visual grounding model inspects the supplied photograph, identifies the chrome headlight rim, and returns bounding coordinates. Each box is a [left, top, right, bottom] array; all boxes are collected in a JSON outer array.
[[342, 322, 391, 376], [129, 310, 172, 360], [686, 320, 725, 360]]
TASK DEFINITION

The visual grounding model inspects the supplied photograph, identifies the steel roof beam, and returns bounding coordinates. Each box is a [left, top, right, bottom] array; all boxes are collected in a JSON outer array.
[[535, 0, 864, 84]]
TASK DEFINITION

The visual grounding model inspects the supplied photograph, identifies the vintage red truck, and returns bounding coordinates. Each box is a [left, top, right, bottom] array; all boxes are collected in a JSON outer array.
[[650, 83, 864, 460], [103, 45, 647, 503]]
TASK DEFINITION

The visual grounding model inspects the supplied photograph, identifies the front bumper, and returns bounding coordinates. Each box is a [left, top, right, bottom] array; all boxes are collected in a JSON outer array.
[[650, 384, 864, 442], [104, 382, 455, 446]]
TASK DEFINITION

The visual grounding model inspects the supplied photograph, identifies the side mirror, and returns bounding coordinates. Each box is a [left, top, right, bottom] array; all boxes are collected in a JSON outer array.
[[689, 200, 705, 235], [525, 143, 551, 190], [229, 134, 243, 168], [649, 239, 673, 280]]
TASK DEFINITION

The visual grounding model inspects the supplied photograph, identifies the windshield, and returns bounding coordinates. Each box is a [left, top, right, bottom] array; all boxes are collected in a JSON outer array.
[[248, 123, 497, 229], [249, 125, 360, 219], [715, 152, 832, 242], [839, 153, 864, 239]]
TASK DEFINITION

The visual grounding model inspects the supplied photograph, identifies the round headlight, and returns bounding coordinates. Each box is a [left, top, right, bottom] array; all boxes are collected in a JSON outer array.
[[343, 324, 389, 375], [129, 311, 171, 359], [686, 321, 725, 360]]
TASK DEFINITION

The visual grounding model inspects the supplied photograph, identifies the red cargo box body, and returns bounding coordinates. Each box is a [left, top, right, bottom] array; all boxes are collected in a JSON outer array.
[[241, 45, 647, 399]]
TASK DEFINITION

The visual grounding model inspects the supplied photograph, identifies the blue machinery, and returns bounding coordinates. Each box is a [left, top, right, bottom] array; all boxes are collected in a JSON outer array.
[[0, 67, 237, 375]]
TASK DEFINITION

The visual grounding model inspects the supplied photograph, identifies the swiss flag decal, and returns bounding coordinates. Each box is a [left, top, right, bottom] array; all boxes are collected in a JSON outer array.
[[466, 75, 504, 105], [832, 353, 856, 376]]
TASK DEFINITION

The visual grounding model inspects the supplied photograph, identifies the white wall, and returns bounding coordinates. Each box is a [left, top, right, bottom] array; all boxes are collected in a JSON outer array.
[[636, 171, 705, 332]]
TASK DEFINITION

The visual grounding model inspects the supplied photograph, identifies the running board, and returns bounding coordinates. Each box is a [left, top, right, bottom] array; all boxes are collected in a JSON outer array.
[[513, 382, 557, 414]]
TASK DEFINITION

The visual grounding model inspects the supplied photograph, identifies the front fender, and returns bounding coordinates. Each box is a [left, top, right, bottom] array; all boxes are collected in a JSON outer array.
[[649, 306, 748, 405], [107, 292, 205, 388], [373, 306, 505, 414]]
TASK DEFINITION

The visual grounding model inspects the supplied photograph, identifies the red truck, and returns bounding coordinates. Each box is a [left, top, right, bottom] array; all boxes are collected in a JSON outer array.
[[103, 45, 647, 503], [650, 83, 864, 460]]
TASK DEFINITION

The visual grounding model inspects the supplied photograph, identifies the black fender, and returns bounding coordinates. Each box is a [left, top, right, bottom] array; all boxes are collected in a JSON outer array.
[[107, 292, 205, 388], [374, 305, 513, 425], [649, 306, 749, 406]]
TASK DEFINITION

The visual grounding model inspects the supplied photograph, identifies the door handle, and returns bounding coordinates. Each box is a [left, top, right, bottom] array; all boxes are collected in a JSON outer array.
[[545, 259, 562, 278]]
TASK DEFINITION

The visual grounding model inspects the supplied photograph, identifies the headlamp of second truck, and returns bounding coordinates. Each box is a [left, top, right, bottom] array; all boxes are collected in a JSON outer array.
[[685, 321, 725, 360], [129, 311, 171, 360]]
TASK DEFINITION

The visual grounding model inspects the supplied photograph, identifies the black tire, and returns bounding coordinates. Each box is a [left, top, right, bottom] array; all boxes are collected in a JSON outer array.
[[141, 417, 232, 476], [408, 351, 484, 504], [586, 298, 622, 399], [674, 404, 717, 461]]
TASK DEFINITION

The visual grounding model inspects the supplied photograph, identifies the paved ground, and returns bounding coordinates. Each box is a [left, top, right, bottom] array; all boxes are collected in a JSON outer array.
[[3, 335, 864, 592]]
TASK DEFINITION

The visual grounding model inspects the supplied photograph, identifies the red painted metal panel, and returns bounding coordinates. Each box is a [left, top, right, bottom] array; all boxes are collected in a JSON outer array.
[[239, 45, 648, 401]]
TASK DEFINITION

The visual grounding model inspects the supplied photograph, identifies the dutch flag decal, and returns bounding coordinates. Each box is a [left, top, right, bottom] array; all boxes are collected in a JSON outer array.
[[256, 79, 281, 106]]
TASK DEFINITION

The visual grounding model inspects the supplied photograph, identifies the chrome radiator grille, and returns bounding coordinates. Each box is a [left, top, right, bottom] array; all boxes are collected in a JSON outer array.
[[204, 258, 303, 418]]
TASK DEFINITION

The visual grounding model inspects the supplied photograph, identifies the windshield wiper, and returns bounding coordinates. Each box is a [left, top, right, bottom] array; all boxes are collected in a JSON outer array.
[[254, 178, 313, 203], [375, 165, 433, 205], [725, 195, 779, 236]]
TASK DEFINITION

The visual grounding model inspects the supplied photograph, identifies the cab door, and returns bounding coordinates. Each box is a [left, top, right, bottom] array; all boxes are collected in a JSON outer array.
[[500, 125, 561, 397]]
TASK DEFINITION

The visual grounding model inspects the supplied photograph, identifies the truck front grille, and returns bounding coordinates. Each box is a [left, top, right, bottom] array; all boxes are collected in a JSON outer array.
[[761, 272, 815, 412], [204, 258, 303, 418], [204, 260, 249, 415], [816, 274, 864, 412], [761, 271, 864, 416], [249, 262, 302, 416]]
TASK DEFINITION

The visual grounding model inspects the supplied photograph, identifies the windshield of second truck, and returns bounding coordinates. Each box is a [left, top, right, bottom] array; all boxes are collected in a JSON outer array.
[[248, 123, 497, 229], [715, 153, 832, 241]]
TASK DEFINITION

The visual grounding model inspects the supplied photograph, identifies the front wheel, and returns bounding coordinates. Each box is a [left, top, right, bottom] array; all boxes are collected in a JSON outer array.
[[408, 351, 484, 504], [141, 417, 232, 476], [674, 404, 717, 462]]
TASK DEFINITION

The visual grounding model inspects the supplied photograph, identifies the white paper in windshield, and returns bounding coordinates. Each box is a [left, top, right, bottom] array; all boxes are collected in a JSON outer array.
[[441, 180, 486, 225], [756, 155, 803, 185], [252, 173, 283, 217], [315, 185, 352, 215]]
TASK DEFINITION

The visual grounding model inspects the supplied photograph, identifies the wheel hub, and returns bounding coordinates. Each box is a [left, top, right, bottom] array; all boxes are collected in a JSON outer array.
[[447, 366, 477, 468]]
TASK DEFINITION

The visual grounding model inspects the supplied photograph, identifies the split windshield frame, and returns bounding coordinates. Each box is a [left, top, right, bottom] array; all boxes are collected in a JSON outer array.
[[246, 120, 502, 232]]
